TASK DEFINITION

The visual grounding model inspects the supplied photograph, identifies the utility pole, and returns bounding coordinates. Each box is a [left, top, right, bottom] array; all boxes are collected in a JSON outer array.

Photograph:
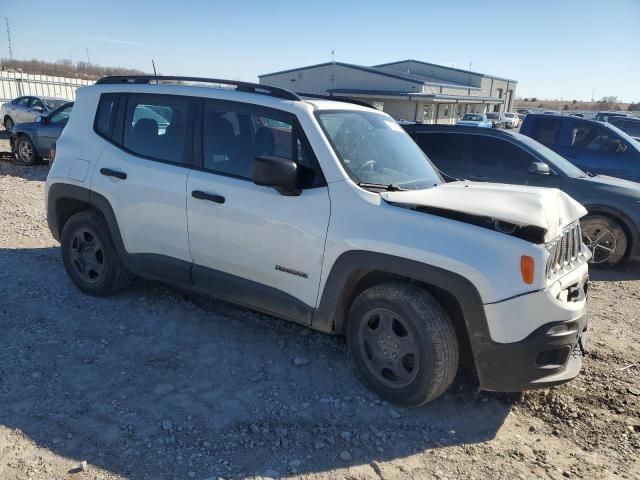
[[5, 17, 13, 60], [86, 48, 91, 63], [331, 50, 335, 62]]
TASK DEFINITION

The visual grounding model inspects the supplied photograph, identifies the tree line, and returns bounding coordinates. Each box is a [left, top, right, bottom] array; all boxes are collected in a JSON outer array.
[[0, 58, 147, 80]]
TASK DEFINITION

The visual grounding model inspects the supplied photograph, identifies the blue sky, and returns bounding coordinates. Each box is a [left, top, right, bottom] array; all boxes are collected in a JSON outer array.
[[3, 0, 639, 101]]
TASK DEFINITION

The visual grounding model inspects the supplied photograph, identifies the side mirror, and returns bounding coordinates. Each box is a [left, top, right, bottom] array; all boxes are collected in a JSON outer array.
[[33, 105, 44, 112], [35, 115, 44, 123], [252, 155, 300, 196], [528, 161, 551, 175]]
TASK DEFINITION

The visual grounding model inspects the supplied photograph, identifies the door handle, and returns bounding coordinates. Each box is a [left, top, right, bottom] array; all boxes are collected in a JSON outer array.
[[191, 190, 225, 204], [100, 168, 127, 180]]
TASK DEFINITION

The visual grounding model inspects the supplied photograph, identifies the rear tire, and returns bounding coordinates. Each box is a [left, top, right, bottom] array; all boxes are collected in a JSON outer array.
[[581, 215, 627, 268], [61, 211, 133, 296], [346, 282, 459, 407]]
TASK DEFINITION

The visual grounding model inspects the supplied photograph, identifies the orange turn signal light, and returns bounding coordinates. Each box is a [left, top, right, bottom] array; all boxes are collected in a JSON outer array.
[[520, 255, 535, 284]]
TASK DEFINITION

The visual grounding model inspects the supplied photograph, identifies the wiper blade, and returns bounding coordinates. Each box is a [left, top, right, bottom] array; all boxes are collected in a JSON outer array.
[[356, 182, 408, 191]]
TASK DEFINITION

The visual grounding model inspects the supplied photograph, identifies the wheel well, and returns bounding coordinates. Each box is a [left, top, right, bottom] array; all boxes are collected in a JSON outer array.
[[334, 270, 474, 367], [55, 197, 100, 236], [584, 209, 633, 258]]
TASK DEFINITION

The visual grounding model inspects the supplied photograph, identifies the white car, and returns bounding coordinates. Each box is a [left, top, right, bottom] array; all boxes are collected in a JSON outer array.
[[46, 76, 590, 406], [504, 112, 520, 129]]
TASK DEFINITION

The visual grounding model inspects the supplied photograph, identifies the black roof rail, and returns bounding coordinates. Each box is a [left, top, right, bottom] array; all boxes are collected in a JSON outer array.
[[297, 93, 374, 109], [95, 76, 301, 101]]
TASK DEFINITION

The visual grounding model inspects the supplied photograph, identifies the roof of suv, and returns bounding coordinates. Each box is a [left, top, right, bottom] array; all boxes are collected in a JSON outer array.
[[92, 75, 377, 113]]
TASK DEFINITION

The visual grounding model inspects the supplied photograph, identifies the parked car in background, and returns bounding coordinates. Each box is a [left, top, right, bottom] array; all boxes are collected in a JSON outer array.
[[485, 112, 507, 129], [1, 95, 71, 131], [594, 111, 632, 123], [10, 102, 73, 165], [516, 108, 531, 115], [568, 113, 584, 118], [403, 124, 640, 267], [609, 116, 640, 141], [504, 112, 520, 129], [456, 113, 492, 128], [46, 75, 590, 405], [520, 114, 640, 182]]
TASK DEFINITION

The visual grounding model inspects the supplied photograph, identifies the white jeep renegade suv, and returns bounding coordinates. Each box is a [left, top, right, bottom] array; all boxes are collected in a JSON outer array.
[[46, 76, 590, 406]]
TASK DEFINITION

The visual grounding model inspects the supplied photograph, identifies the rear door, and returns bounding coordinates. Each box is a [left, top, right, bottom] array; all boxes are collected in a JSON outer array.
[[411, 131, 467, 180], [91, 92, 193, 282], [12, 97, 31, 123], [525, 116, 563, 153], [186, 99, 330, 322], [562, 119, 635, 179]]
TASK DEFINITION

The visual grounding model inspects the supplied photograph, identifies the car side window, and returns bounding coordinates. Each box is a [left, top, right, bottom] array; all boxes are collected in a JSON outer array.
[[571, 123, 621, 154], [15, 97, 29, 107], [530, 118, 561, 146], [123, 95, 190, 164], [470, 136, 532, 173], [414, 133, 463, 174], [202, 101, 323, 187], [31, 98, 44, 109], [95, 94, 119, 139], [49, 105, 72, 124]]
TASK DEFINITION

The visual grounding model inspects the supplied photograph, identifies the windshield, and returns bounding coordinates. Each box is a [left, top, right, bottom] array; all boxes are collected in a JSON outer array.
[[316, 110, 442, 190], [486, 113, 498, 119], [43, 99, 68, 110], [505, 113, 514, 118], [514, 133, 587, 177], [462, 114, 483, 121]]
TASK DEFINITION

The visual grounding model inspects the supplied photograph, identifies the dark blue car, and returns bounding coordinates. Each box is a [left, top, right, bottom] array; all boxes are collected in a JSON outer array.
[[520, 114, 640, 182], [10, 102, 73, 165]]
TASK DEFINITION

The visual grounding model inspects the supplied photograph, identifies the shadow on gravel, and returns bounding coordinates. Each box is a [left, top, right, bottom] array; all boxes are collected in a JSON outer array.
[[590, 260, 640, 282], [0, 161, 49, 181], [0, 246, 512, 479]]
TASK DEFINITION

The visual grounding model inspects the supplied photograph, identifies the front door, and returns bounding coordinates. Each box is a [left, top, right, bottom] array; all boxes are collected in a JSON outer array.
[[186, 100, 330, 323], [37, 104, 73, 156]]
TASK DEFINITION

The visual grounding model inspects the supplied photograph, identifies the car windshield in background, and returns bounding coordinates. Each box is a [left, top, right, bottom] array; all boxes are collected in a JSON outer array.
[[515, 133, 587, 178], [505, 113, 515, 118], [43, 99, 68, 110], [486, 113, 498, 119], [317, 110, 442, 190], [463, 114, 484, 121]]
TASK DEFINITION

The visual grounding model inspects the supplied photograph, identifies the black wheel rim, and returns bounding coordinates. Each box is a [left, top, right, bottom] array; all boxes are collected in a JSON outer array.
[[18, 139, 33, 163], [357, 307, 420, 389], [582, 225, 617, 264], [69, 228, 105, 283]]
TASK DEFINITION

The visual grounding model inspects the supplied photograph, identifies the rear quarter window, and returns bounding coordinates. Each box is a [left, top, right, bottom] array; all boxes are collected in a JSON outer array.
[[94, 93, 120, 139]]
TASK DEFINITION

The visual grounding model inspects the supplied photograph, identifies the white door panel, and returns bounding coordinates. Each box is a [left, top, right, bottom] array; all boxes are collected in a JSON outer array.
[[92, 142, 191, 262], [187, 171, 330, 307]]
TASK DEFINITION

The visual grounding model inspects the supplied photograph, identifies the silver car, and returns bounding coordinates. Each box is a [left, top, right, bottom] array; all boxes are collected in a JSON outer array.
[[1, 95, 70, 131]]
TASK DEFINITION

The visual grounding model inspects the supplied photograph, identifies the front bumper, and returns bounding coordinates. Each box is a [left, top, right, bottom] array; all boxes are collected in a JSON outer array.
[[475, 266, 589, 392]]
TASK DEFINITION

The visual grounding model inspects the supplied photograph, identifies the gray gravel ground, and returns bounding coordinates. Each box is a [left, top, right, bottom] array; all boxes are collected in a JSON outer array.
[[0, 130, 638, 479]]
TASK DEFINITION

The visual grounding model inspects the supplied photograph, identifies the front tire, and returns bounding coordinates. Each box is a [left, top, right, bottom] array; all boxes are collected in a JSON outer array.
[[4, 116, 14, 131], [61, 211, 133, 296], [15, 135, 39, 165], [346, 283, 459, 407], [581, 215, 628, 267]]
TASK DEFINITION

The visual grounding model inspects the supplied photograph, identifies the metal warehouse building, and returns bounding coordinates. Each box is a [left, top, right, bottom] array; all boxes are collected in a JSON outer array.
[[259, 59, 517, 124]]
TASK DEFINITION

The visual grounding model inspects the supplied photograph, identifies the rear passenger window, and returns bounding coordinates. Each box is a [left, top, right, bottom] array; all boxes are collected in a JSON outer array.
[[202, 102, 323, 186], [123, 95, 190, 163], [415, 133, 463, 164], [530, 118, 561, 146], [95, 94, 119, 139]]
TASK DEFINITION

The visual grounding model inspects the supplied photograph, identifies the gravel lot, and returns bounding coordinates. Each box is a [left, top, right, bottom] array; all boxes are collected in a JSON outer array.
[[0, 130, 638, 480]]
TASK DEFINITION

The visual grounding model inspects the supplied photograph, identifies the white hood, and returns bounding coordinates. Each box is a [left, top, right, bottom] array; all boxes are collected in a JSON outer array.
[[380, 181, 587, 243]]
